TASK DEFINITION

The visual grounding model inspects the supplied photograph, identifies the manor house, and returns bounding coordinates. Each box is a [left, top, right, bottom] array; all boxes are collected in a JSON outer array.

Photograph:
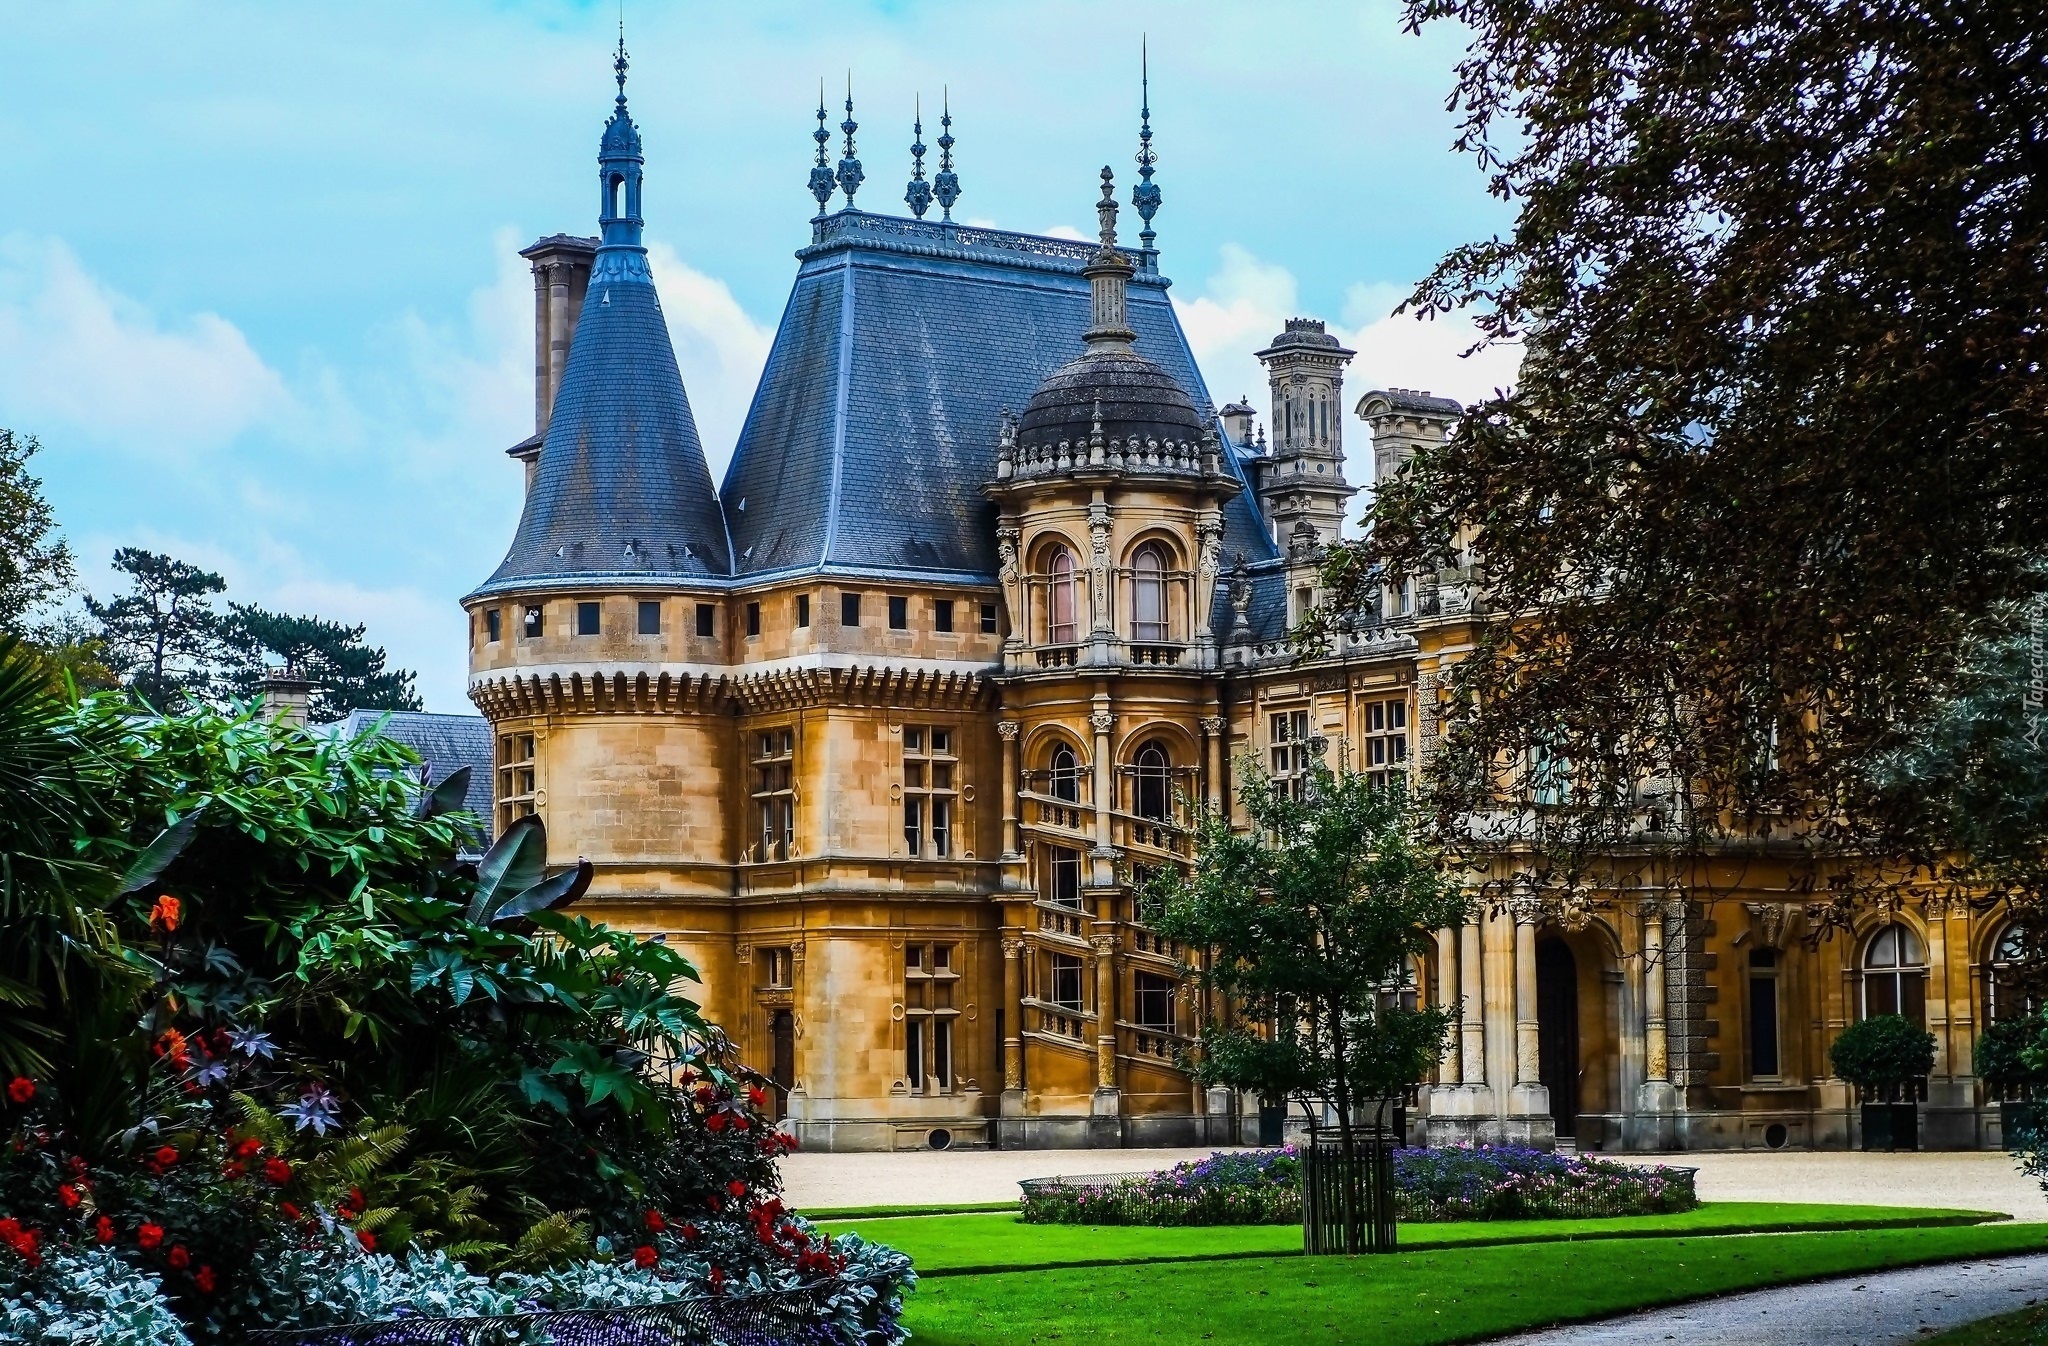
[[463, 55, 2021, 1152]]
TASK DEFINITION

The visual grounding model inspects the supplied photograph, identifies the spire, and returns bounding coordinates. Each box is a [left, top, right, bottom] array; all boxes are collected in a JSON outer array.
[[596, 30, 646, 267], [905, 96, 932, 219], [808, 83, 834, 217], [835, 74, 864, 208], [1132, 39, 1161, 254], [1081, 167, 1136, 351], [932, 88, 960, 222]]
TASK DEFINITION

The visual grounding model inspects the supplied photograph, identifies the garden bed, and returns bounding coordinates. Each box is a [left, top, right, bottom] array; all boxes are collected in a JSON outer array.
[[1018, 1145, 1699, 1226]]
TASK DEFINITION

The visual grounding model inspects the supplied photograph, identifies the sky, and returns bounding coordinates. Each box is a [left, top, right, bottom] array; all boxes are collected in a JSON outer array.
[[0, 0, 1519, 712]]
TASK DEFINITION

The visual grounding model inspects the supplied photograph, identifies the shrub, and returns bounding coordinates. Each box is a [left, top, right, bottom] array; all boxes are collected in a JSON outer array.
[[1830, 1015, 1938, 1099], [1019, 1145, 1699, 1227], [0, 1245, 191, 1346]]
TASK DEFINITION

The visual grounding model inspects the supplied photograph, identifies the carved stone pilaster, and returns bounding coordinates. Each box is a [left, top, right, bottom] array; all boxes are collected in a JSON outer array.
[[1088, 503, 1113, 636], [996, 720, 1020, 740], [1199, 715, 1225, 736], [1089, 711, 1116, 736], [1744, 901, 1793, 950]]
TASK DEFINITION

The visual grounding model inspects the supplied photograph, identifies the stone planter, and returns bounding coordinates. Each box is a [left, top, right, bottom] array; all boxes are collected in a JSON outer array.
[[1860, 1101, 1920, 1152], [1258, 1102, 1288, 1147]]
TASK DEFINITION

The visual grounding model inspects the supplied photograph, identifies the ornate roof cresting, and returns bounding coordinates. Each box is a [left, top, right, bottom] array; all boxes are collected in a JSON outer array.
[[933, 89, 960, 222], [905, 96, 932, 219], [1133, 39, 1161, 253], [836, 75, 864, 208], [809, 83, 835, 217]]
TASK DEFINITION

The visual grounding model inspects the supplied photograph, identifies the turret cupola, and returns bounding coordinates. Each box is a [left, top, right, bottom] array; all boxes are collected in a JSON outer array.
[[1251, 317, 1356, 550], [597, 36, 645, 259]]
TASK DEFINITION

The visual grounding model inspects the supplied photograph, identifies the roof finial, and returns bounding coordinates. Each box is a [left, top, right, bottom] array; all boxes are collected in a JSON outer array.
[[836, 73, 865, 208], [905, 95, 932, 219], [1096, 165, 1119, 248], [933, 87, 960, 222], [1133, 38, 1161, 254], [613, 16, 630, 108], [809, 82, 834, 217]]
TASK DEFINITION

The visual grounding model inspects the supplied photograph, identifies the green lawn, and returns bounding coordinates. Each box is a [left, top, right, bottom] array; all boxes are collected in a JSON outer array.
[[819, 1202, 2004, 1275], [899, 1223, 2048, 1346]]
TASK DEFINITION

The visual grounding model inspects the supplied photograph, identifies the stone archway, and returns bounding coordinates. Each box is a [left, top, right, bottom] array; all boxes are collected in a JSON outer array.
[[1537, 937, 1581, 1137]]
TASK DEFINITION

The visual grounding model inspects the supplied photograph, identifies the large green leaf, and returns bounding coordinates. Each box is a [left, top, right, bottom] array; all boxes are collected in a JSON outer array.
[[116, 805, 206, 896], [464, 816, 546, 924], [488, 859, 594, 927], [414, 766, 472, 821]]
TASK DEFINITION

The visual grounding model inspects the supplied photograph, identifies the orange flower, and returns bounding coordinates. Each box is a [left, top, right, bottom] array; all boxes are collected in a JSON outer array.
[[149, 895, 181, 933]]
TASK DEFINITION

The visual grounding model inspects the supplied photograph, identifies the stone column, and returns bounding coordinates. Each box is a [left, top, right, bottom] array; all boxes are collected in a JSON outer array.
[[1200, 714, 1226, 813], [1636, 901, 1677, 1119], [1090, 931, 1123, 1145], [997, 720, 1021, 859], [1459, 920, 1485, 1086], [1088, 700, 1118, 890], [1508, 899, 1552, 1129], [1436, 927, 1461, 1084], [1000, 937, 1025, 1092]]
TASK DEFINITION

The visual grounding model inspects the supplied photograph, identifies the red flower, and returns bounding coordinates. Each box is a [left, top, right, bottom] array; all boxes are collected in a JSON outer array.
[[0, 1220, 40, 1268], [94, 1216, 114, 1244], [221, 1161, 246, 1180], [194, 1265, 216, 1294], [57, 1183, 81, 1209], [4, 1078, 33, 1105], [137, 1222, 164, 1250], [643, 1210, 667, 1232], [356, 1230, 376, 1252], [727, 1179, 748, 1199], [346, 1186, 366, 1212], [153, 1145, 179, 1170], [167, 1245, 190, 1270], [263, 1157, 292, 1185], [632, 1244, 657, 1269], [233, 1136, 263, 1159], [280, 1202, 301, 1220], [709, 1265, 725, 1294], [706, 1112, 726, 1133], [150, 895, 182, 933], [746, 1085, 766, 1107], [680, 1222, 699, 1241]]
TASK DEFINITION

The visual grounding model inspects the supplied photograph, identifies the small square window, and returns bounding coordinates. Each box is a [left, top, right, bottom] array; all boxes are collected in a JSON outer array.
[[484, 609, 501, 643], [840, 592, 861, 626], [746, 601, 762, 637], [935, 599, 954, 633], [795, 594, 810, 627], [695, 603, 716, 637], [523, 605, 544, 638], [637, 601, 661, 636], [980, 602, 998, 634], [888, 595, 909, 630], [577, 601, 601, 636]]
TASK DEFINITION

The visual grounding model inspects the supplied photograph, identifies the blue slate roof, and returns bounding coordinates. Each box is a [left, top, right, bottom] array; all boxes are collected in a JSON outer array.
[[326, 710, 495, 832], [719, 213, 1280, 581]]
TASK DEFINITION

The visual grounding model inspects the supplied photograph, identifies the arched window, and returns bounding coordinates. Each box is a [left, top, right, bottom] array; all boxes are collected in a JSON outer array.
[[1132, 544, 1168, 643], [1988, 926, 2031, 1023], [1134, 740, 1171, 821], [1862, 923, 1927, 1023], [610, 174, 627, 218], [1050, 744, 1081, 804], [1048, 546, 1078, 644]]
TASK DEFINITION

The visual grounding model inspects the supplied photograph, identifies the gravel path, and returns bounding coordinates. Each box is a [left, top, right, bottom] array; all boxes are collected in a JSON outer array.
[[780, 1147, 2047, 1218], [1484, 1254, 2048, 1345]]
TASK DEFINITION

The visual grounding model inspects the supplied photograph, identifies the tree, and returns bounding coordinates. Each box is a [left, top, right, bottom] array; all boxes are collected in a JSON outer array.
[[85, 548, 230, 710], [1149, 764, 1465, 1161], [0, 429, 76, 631], [224, 603, 421, 722], [1331, 0, 2048, 898]]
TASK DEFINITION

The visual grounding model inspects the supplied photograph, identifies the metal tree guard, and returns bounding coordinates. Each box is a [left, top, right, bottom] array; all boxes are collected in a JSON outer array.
[[1300, 1118, 1399, 1255]]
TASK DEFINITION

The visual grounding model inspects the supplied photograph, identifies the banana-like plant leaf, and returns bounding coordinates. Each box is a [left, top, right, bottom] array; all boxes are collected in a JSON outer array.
[[117, 805, 207, 896], [489, 859, 594, 927], [464, 816, 547, 925], [415, 766, 473, 821]]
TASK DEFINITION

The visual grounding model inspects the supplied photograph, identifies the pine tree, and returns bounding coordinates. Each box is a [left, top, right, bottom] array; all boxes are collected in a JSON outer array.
[[0, 429, 76, 631], [85, 549, 230, 710], [224, 603, 421, 723]]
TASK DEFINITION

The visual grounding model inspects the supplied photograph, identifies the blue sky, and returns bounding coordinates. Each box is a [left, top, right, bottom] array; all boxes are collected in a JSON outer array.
[[0, 0, 1517, 710]]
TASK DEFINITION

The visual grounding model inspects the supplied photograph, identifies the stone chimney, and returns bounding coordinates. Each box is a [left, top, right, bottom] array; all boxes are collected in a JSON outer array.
[[259, 674, 315, 729], [510, 234, 599, 491]]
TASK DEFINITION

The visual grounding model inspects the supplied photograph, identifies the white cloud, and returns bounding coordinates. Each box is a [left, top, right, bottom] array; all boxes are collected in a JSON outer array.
[[1040, 223, 1089, 242], [0, 233, 291, 452], [647, 242, 775, 478]]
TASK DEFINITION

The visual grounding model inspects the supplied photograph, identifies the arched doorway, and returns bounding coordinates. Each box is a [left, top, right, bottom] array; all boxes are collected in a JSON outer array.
[[1537, 937, 1580, 1137]]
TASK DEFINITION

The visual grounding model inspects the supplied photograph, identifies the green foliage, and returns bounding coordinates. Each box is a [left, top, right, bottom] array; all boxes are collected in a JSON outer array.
[[1828, 1015, 1937, 1095], [222, 604, 421, 723], [0, 429, 76, 634], [1149, 764, 1464, 1138], [0, 1245, 191, 1346]]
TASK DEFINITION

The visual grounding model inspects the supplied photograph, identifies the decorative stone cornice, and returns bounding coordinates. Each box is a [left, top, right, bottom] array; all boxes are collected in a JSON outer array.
[[468, 660, 996, 719]]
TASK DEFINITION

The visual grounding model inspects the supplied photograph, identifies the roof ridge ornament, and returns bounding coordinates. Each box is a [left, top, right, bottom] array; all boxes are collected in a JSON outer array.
[[933, 88, 960, 223], [836, 74, 864, 209], [809, 82, 835, 218], [1081, 167, 1137, 351], [613, 21, 629, 108], [1133, 38, 1162, 254], [905, 95, 933, 219]]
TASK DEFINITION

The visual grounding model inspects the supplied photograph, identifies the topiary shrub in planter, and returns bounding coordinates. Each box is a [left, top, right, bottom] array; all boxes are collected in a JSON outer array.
[[1830, 1014, 1936, 1151], [1977, 1015, 2048, 1153]]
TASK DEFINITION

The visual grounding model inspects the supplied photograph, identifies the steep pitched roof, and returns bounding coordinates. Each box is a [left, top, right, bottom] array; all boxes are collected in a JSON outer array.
[[325, 710, 495, 830], [719, 213, 1279, 581]]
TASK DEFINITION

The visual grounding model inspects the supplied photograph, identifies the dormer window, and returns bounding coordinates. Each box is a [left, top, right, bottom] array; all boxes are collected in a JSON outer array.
[[1132, 544, 1168, 642], [1049, 547, 1078, 644]]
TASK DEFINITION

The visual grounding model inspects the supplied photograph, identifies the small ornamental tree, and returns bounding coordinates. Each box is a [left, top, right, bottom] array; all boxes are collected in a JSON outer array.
[[1149, 763, 1466, 1159], [1828, 1015, 1936, 1102]]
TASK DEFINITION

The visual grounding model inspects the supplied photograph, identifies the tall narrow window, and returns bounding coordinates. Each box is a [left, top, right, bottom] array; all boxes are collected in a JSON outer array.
[[1748, 949, 1781, 1079], [888, 595, 909, 629], [750, 729, 795, 862], [1049, 953, 1084, 1011], [840, 592, 861, 626], [496, 732, 537, 830], [902, 726, 958, 858], [980, 601, 999, 634], [1989, 926, 2032, 1023], [611, 175, 626, 217], [1269, 710, 1312, 800], [637, 601, 661, 636], [795, 594, 810, 627], [1134, 740, 1171, 822], [484, 609, 501, 643], [695, 603, 716, 637], [1048, 547, 1078, 644], [935, 599, 954, 633], [1050, 744, 1081, 803], [904, 942, 958, 1093], [1132, 544, 1168, 642], [746, 602, 761, 637], [1048, 846, 1082, 908], [1135, 972, 1176, 1033], [1862, 923, 1927, 1023], [523, 605, 544, 638], [1364, 698, 1410, 790]]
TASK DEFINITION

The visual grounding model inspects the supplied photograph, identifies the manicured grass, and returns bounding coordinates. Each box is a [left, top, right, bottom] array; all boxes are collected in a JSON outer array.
[[804, 1200, 1019, 1220], [818, 1202, 2005, 1275], [901, 1223, 2048, 1346], [1923, 1303, 2048, 1345]]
